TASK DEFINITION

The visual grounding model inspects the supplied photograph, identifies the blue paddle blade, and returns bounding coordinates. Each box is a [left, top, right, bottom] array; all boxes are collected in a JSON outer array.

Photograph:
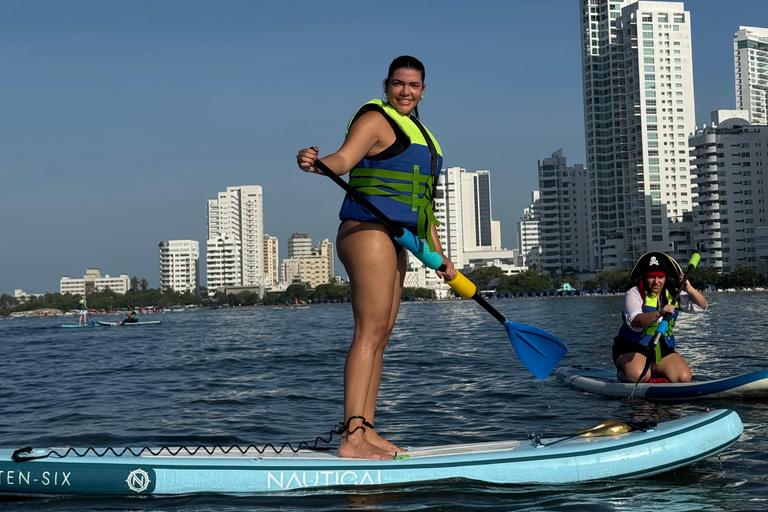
[[504, 320, 568, 380]]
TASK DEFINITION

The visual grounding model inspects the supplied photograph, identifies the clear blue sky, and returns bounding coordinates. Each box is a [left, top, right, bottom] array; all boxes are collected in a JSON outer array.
[[2, 0, 766, 295]]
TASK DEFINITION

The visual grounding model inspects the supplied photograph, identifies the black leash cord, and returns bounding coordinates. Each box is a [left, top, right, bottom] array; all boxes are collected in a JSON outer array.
[[13, 424, 346, 463]]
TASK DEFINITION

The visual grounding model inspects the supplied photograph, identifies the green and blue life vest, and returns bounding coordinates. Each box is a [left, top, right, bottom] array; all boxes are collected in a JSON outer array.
[[78, 299, 87, 310], [338, 99, 443, 249], [617, 289, 679, 348]]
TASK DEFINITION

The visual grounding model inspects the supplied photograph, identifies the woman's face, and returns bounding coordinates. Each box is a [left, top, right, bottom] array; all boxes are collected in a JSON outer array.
[[643, 274, 666, 295], [386, 67, 424, 115]]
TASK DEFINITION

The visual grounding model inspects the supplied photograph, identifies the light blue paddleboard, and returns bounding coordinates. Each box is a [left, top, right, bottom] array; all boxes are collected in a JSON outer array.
[[0, 409, 742, 496], [61, 324, 96, 328], [557, 365, 768, 400]]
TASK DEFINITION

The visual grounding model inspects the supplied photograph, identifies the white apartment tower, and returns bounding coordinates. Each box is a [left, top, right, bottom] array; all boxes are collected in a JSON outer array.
[[433, 167, 502, 268], [537, 150, 591, 273], [263, 234, 279, 287], [206, 185, 264, 293], [580, 0, 695, 269], [159, 240, 200, 293], [734, 26, 768, 126], [689, 110, 767, 273]]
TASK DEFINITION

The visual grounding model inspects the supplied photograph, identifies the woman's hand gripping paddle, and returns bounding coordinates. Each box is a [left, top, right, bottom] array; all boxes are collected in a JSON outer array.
[[635, 244, 702, 387], [313, 158, 567, 379]]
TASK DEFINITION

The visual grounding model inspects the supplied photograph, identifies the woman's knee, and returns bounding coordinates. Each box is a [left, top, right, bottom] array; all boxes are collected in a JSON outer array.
[[353, 323, 392, 347], [620, 364, 650, 383]]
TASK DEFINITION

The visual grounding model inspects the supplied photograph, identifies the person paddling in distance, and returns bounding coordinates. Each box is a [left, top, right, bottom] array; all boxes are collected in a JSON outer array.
[[613, 252, 707, 383], [78, 295, 90, 326], [297, 56, 457, 460], [117, 308, 139, 326]]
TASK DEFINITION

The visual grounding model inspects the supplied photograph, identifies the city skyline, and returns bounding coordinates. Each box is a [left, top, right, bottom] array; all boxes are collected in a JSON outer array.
[[3, 0, 767, 295]]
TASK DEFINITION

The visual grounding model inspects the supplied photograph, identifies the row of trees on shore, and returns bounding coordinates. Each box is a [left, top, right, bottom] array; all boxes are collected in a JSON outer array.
[[2, 265, 764, 316]]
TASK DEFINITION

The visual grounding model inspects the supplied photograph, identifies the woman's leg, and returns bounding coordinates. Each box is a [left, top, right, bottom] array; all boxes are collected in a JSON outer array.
[[362, 246, 407, 453], [654, 352, 692, 383], [337, 221, 399, 459], [615, 352, 652, 383]]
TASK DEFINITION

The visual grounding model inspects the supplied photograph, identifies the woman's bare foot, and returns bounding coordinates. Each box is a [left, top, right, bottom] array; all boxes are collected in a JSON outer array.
[[365, 429, 405, 454], [338, 431, 392, 459]]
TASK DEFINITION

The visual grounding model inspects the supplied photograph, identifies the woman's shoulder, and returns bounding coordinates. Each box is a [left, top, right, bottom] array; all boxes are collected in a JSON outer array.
[[347, 108, 393, 135]]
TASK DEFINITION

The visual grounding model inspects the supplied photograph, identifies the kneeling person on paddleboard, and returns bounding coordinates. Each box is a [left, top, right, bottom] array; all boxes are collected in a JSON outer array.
[[118, 308, 139, 326], [613, 252, 707, 383]]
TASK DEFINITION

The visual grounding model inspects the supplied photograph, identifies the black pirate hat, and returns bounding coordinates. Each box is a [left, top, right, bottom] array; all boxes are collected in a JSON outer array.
[[628, 252, 683, 288]]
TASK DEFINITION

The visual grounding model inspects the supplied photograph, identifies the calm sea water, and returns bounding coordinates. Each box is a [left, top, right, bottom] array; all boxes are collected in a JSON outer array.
[[1, 292, 767, 512]]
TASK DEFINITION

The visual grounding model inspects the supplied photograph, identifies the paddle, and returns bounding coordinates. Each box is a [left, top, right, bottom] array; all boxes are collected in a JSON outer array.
[[635, 244, 702, 386], [312, 158, 568, 379], [533, 418, 657, 447]]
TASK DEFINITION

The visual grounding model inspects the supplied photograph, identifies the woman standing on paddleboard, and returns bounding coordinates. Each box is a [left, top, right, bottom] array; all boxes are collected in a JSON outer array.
[[297, 56, 457, 459], [613, 252, 707, 383]]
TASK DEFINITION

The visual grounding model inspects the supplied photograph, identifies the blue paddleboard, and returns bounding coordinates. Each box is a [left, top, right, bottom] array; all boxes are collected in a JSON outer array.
[[557, 365, 768, 400], [0, 409, 742, 496]]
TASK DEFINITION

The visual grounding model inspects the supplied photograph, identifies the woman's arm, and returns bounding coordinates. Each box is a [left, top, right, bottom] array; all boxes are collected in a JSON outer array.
[[680, 277, 707, 311], [297, 111, 393, 176], [625, 288, 666, 330], [429, 224, 457, 281]]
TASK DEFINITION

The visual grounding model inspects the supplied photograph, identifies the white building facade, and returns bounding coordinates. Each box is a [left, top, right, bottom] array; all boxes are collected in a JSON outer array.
[[734, 26, 768, 126], [688, 111, 768, 273], [517, 191, 540, 267], [433, 167, 505, 267], [206, 185, 264, 294], [287, 233, 313, 259], [263, 234, 279, 287], [159, 240, 200, 293], [60, 269, 130, 295], [580, 0, 695, 269]]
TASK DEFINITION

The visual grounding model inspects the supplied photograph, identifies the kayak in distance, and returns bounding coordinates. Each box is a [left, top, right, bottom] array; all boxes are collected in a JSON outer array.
[[96, 321, 162, 327], [557, 365, 768, 400], [0, 409, 742, 496]]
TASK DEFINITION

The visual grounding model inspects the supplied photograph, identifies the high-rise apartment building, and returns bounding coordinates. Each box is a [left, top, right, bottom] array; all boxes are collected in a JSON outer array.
[[580, 0, 695, 269], [433, 167, 503, 268], [689, 110, 767, 273], [263, 234, 279, 287], [206, 186, 264, 293], [159, 240, 200, 293], [287, 233, 312, 259], [734, 26, 768, 126], [537, 150, 591, 273]]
